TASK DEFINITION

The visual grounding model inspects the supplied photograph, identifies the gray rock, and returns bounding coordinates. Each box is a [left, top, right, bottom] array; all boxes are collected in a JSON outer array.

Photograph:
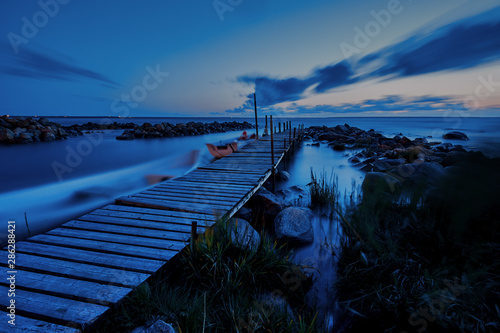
[[276, 170, 290, 181], [443, 131, 469, 141], [362, 172, 402, 200], [235, 207, 252, 222], [226, 218, 261, 251], [388, 162, 445, 191], [0, 127, 15, 142], [132, 320, 175, 333], [42, 132, 56, 142], [116, 133, 135, 140], [274, 207, 314, 244], [441, 151, 467, 167], [254, 187, 288, 220]]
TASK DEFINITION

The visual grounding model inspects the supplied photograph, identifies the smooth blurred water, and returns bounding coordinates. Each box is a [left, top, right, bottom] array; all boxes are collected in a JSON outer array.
[[1, 116, 498, 246]]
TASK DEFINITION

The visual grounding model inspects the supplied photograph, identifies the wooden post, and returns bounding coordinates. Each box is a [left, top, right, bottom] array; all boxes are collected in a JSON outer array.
[[283, 138, 287, 169], [279, 122, 281, 133], [264, 115, 268, 136], [190, 221, 197, 252], [270, 116, 275, 193], [293, 127, 296, 153], [253, 93, 259, 140], [289, 122, 292, 146]]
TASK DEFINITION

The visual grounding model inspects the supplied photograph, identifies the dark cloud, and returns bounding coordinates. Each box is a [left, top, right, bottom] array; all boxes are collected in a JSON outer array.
[[274, 95, 459, 115], [229, 6, 500, 114], [0, 44, 118, 87], [312, 62, 357, 93], [238, 76, 315, 107], [368, 15, 500, 78]]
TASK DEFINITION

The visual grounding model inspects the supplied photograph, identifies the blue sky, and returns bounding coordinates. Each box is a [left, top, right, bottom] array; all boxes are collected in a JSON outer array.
[[0, 0, 499, 117]]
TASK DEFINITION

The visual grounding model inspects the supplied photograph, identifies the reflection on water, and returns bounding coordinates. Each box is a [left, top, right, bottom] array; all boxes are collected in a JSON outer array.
[[276, 141, 364, 331]]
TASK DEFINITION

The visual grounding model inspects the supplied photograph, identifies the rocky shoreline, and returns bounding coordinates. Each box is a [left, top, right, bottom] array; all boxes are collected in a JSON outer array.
[[0, 116, 254, 144]]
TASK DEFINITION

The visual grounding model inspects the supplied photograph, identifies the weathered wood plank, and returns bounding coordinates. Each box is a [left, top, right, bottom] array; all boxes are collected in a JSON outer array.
[[47, 228, 184, 252], [156, 183, 249, 194], [62, 221, 190, 243], [0, 267, 132, 305], [136, 192, 237, 207], [147, 187, 242, 200], [92, 208, 215, 226], [163, 180, 250, 190], [0, 285, 109, 330], [15, 242, 165, 273], [0, 314, 81, 332], [79, 213, 204, 233], [29, 233, 180, 260], [8, 253, 148, 287], [101, 205, 217, 222], [174, 177, 258, 186], [115, 197, 224, 215]]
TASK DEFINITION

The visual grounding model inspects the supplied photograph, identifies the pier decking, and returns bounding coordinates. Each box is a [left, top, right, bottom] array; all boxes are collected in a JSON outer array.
[[1, 129, 298, 332]]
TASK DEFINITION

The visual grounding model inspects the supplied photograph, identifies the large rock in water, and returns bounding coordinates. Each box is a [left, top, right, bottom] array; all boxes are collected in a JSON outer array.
[[274, 207, 314, 244], [443, 131, 469, 141], [362, 172, 402, 200], [254, 187, 288, 223]]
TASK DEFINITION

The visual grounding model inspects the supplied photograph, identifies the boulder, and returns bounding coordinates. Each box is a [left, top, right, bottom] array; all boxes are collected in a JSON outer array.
[[254, 187, 288, 221], [116, 132, 135, 140], [388, 162, 445, 192], [274, 207, 314, 244], [42, 132, 56, 142], [276, 170, 290, 181], [132, 320, 175, 333], [362, 172, 402, 200], [443, 131, 469, 141], [0, 127, 15, 142], [221, 218, 261, 251], [235, 207, 253, 222], [441, 151, 467, 167]]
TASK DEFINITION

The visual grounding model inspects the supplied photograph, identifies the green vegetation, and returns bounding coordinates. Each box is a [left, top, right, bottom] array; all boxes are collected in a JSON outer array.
[[307, 168, 339, 209], [95, 218, 318, 332]]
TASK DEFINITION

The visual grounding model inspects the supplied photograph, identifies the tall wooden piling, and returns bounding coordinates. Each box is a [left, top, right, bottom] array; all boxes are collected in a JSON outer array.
[[270, 116, 276, 193], [253, 93, 259, 140]]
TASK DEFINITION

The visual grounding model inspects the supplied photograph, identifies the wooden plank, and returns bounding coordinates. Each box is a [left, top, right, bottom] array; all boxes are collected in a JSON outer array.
[[0, 314, 81, 332], [174, 177, 257, 186], [164, 179, 251, 190], [132, 193, 234, 209], [93, 207, 216, 226], [0, 267, 132, 305], [0, 285, 108, 330], [156, 183, 249, 194], [29, 233, 180, 260], [7, 252, 148, 287], [115, 197, 224, 215], [147, 187, 243, 199], [79, 213, 204, 233], [135, 192, 237, 207], [62, 220, 190, 243], [101, 205, 217, 222], [47, 228, 184, 252], [15, 242, 165, 274], [188, 170, 264, 179]]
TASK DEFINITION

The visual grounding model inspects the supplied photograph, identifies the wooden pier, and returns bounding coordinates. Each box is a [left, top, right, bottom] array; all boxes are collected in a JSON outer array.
[[1, 126, 300, 332]]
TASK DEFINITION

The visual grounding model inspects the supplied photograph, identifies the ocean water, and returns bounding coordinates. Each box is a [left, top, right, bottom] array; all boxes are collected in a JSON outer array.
[[1, 116, 499, 244]]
